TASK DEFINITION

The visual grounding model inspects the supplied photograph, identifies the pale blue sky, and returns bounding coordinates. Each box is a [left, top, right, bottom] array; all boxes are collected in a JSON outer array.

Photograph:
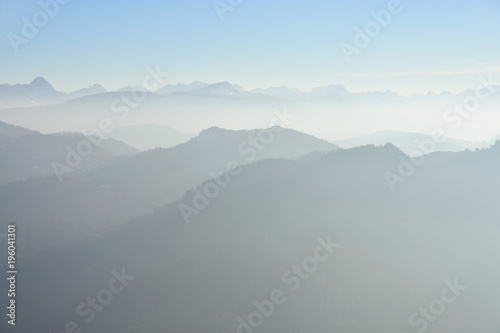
[[1, 0, 499, 94]]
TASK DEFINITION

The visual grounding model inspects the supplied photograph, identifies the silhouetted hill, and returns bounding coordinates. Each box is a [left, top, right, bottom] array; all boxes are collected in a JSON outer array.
[[0, 120, 39, 142], [3, 143, 500, 333], [0, 132, 138, 184], [334, 130, 489, 153], [0, 127, 339, 255]]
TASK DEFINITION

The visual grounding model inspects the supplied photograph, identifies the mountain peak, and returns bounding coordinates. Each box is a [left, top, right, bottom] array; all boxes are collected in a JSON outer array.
[[30, 77, 53, 90], [191, 82, 242, 95], [67, 84, 107, 98], [310, 84, 348, 96], [89, 83, 105, 90], [31, 76, 47, 83], [197, 126, 227, 137]]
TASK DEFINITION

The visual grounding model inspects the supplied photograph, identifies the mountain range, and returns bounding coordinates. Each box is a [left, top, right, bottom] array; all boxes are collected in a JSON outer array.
[[0, 120, 139, 184], [1, 126, 498, 332], [333, 130, 497, 154], [0, 123, 339, 255], [2, 76, 498, 109]]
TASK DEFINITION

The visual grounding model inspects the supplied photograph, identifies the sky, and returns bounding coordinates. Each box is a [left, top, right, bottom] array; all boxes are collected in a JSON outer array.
[[1, 0, 499, 95]]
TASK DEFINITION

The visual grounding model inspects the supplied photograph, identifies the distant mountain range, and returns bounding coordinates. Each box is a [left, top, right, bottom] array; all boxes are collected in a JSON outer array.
[[172, 81, 244, 96], [155, 81, 208, 94], [1, 77, 499, 142], [2, 77, 499, 109]]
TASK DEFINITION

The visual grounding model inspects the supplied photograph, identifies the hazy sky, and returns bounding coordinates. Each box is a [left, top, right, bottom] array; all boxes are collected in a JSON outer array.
[[1, 0, 499, 94]]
